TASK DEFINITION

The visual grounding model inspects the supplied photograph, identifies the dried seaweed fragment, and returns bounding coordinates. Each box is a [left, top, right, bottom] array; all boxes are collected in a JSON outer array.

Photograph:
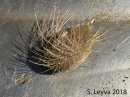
[[15, 74, 28, 85], [4, 67, 6, 75]]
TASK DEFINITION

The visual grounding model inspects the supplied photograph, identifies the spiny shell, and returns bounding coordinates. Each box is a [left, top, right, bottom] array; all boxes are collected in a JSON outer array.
[[31, 10, 109, 72]]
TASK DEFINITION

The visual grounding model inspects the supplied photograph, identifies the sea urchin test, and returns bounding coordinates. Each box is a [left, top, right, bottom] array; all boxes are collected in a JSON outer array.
[[30, 10, 109, 72]]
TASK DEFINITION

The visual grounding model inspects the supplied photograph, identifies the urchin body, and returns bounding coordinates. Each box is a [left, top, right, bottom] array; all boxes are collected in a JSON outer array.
[[47, 24, 93, 72], [32, 10, 109, 72]]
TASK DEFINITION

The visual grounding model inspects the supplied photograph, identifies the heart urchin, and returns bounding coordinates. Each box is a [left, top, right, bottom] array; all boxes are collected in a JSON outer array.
[[29, 10, 109, 72]]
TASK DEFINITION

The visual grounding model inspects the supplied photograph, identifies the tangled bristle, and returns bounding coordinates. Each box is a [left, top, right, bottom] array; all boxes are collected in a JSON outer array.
[[30, 10, 109, 72]]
